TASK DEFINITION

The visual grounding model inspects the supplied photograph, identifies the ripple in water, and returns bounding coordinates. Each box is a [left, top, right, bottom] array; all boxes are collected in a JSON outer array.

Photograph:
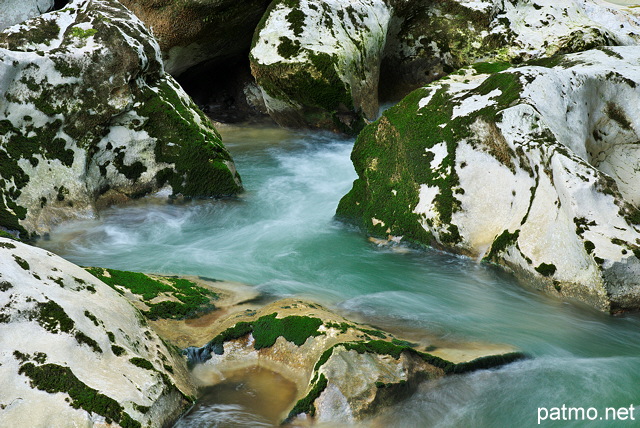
[[38, 124, 640, 427]]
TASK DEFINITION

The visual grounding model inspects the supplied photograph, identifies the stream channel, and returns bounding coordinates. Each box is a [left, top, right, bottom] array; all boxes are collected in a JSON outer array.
[[38, 124, 640, 427]]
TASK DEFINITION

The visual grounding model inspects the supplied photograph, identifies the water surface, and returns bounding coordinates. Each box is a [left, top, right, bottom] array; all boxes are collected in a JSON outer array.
[[40, 124, 640, 427]]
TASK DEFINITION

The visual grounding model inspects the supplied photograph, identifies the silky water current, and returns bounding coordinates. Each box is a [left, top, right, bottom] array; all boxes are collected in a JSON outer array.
[[39, 124, 640, 427]]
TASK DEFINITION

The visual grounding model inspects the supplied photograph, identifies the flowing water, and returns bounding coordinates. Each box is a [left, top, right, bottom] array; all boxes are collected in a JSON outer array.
[[39, 124, 640, 427]]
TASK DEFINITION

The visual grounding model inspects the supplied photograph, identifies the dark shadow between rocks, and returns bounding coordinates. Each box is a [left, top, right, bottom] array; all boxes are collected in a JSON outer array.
[[176, 55, 273, 125]]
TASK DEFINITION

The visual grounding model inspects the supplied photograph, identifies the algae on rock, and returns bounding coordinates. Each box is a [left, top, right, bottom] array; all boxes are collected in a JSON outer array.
[[250, 0, 392, 134], [337, 47, 640, 313], [0, 0, 242, 239], [186, 299, 524, 424], [0, 238, 196, 427]]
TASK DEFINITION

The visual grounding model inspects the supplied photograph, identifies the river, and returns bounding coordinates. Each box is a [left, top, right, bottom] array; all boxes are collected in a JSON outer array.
[[38, 124, 640, 427]]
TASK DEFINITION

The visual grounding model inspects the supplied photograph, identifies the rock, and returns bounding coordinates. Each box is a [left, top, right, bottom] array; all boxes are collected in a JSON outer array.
[[249, 0, 640, 132], [118, 0, 271, 76], [0, 0, 54, 32], [186, 299, 524, 423], [337, 46, 640, 313], [380, 0, 640, 100], [0, 0, 242, 239], [249, 0, 392, 134], [84, 267, 260, 348], [0, 237, 196, 427]]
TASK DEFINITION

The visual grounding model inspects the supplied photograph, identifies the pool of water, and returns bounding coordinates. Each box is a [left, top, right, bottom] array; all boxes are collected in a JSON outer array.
[[39, 124, 640, 427]]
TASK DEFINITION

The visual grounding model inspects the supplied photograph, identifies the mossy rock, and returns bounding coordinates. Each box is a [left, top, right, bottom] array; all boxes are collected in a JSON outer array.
[[0, 0, 242, 238], [249, 0, 391, 134]]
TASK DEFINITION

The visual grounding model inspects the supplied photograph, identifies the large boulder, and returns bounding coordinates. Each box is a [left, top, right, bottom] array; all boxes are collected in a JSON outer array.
[[0, 237, 196, 427], [0, 0, 54, 32], [337, 46, 640, 313], [249, 0, 392, 134], [182, 299, 523, 424], [380, 0, 640, 100], [118, 0, 271, 76], [0, 0, 242, 239], [250, 0, 640, 133]]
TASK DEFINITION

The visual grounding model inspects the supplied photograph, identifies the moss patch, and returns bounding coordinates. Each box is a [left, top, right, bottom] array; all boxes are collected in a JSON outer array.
[[484, 229, 520, 261], [136, 81, 241, 197], [205, 313, 323, 351], [85, 268, 218, 320], [535, 263, 557, 277], [337, 66, 523, 249], [18, 362, 140, 428]]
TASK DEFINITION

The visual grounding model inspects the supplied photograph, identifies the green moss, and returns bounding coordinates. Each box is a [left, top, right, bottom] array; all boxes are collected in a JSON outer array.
[[206, 313, 323, 351], [471, 61, 511, 74], [525, 55, 563, 68], [113, 151, 147, 180], [337, 65, 528, 250], [324, 321, 351, 333], [133, 403, 150, 414], [252, 313, 323, 349], [484, 229, 520, 261], [111, 345, 126, 356], [207, 321, 253, 348], [0, 241, 16, 249], [52, 57, 83, 78], [75, 331, 102, 353], [32, 300, 74, 334], [85, 268, 217, 320], [605, 102, 632, 130], [84, 310, 100, 326], [18, 362, 139, 428], [13, 255, 30, 270], [391, 338, 418, 347], [535, 263, 557, 277], [357, 327, 386, 339], [70, 27, 97, 39], [598, 47, 624, 60], [285, 373, 327, 422], [277, 36, 301, 59], [0, 280, 13, 292], [286, 8, 306, 37], [0, 230, 20, 241], [129, 357, 154, 371], [584, 240, 595, 254], [136, 81, 241, 197], [3, 18, 60, 46], [451, 352, 525, 374], [86, 268, 173, 299]]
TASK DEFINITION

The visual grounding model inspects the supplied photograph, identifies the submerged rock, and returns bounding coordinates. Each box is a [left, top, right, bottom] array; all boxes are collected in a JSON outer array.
[[119, 0, 271, 76], [0, 238, 196, 427], [337, 46, 640, 313], [187, 299, 523, 424], [250, 0, 392, 134], [0, 0, 242, 239]]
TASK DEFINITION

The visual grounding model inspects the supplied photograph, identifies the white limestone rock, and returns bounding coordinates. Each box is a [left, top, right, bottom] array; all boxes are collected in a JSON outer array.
[[338, 46, 640, 313], [250, 0, 392, 134], [0, 0, 54, 32], [381, 0, 640, 98], [0, 0, 242, 239], [186, 299, 523, 424], [0, 237, 196, 427]]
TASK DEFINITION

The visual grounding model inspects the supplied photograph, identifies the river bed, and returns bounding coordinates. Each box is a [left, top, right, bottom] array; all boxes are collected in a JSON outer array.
[[38, 124, 640, 427]]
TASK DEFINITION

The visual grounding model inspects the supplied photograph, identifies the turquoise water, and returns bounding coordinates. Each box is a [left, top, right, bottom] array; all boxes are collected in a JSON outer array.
[[40, 125, 640, 427]]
